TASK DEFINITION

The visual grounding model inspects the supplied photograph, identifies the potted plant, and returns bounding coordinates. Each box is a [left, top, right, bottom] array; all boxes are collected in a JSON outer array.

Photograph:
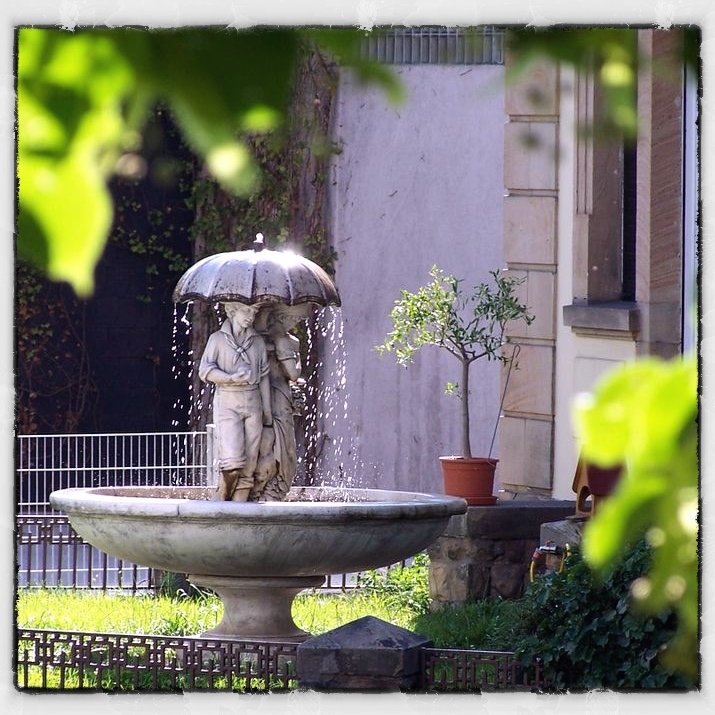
[[375, 265, 533, 505]]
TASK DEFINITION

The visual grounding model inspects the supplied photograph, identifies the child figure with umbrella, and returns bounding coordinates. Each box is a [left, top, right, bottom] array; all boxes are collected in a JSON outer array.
[[198, 301, 272, 501]]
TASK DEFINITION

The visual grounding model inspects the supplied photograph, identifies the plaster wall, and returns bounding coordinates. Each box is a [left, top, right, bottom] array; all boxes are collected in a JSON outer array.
[[315, 65, 506, 494]]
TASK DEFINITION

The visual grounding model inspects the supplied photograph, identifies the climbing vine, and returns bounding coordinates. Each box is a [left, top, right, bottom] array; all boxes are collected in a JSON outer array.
[[186, 41, 339, 264], [15, 263, 98, 434]]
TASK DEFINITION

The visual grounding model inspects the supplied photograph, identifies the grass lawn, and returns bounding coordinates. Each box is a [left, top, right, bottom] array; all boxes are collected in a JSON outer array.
[[16, 587, 422, 638]]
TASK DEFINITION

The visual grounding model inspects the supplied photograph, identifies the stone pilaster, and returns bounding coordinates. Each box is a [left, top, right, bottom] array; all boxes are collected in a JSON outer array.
[[634, 29, 685, 359], [297, 616, 431, 691], [501, 55, 560, 494]]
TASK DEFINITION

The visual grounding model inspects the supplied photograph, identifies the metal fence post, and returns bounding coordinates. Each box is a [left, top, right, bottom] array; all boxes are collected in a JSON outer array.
[[206, 424, 218, 488]]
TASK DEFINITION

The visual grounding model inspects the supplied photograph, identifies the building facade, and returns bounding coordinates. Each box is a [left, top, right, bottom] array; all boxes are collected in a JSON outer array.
[[501, 28, 697, 498], [320, 28, 697, 500]]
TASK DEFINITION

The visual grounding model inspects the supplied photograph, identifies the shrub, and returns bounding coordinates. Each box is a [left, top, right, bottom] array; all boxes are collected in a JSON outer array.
[[357, 552, 431, 615], [514, 541, 694, 690]]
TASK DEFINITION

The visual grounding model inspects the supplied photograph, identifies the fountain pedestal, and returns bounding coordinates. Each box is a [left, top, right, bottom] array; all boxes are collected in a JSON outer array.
[[191, 574, 324, 641]]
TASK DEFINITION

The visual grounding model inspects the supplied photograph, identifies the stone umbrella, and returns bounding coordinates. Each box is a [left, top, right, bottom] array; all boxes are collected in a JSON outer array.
[[172, 233, 341, 307]]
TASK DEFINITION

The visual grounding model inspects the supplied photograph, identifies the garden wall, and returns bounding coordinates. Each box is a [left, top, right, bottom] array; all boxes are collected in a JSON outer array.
[[428, 500, 576, 603]]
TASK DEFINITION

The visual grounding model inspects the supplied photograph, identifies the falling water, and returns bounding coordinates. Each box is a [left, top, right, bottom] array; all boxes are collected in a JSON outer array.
[[299, 306, 363, 488], [171, 301, 364, 494], [169, 302, 192, 429], [171, 302, 226, 432]]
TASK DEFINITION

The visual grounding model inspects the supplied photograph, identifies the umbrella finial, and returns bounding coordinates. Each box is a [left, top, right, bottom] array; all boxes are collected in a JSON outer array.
[[253, 233, 265, 251]]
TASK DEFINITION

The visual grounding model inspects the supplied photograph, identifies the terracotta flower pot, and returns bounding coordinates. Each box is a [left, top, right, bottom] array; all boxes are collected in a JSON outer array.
[[439, 456, 498, 506]]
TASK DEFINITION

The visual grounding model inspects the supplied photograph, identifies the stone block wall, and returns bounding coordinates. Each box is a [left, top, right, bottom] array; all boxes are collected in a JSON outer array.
[[428, 500, 575, 604]]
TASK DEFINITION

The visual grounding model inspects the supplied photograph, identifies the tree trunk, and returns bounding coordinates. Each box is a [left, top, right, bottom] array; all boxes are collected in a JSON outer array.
[[461, 359, 472, 458]]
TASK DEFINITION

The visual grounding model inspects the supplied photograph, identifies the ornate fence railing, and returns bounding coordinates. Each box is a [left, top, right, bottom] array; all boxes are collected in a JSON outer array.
[[15, 629, 543, 692], [15, 629, 299, 692], [420, 647, 543, 691]]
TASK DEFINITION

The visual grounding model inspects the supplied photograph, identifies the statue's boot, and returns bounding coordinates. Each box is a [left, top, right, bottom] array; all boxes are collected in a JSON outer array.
[[231, 471, 255, 502], [216, 468, 240, 501], [232, 487, 251, 502]]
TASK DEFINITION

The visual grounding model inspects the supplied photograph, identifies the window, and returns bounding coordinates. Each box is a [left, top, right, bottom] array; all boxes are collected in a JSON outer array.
[[621, 142, 637, 302], [360, 27, 504, 65], [563, 68, 640, 337]]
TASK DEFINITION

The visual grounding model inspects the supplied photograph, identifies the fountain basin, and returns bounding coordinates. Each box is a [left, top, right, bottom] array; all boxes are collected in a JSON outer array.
[[49, 486, 467, 576], [49, 485, 467, 641]]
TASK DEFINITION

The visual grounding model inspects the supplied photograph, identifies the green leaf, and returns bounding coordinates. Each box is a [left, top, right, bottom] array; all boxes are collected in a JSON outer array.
[[17, 27, 399, 296], [582, 475, 665, 566], [17, 29, 135, 295], [118, 28, 299, 195], [18, 153, 112, 297], [576, 355, 698, 682], [574, 357, 697, 468]]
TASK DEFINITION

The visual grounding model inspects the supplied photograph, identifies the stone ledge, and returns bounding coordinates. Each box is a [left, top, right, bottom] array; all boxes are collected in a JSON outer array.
[[540, 517, 586, 549], [563, 301, 640, 337], [428, 500, 578, 601], [440, 500, 576, 540]]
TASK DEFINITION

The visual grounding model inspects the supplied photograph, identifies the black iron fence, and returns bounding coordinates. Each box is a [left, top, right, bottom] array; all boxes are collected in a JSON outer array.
[[15, 628, 543, 692], [16, 432, 367, 591], [16, 514, 377, 592], [17, 431, 210, 514], [15, 628, 298, 692], [16, 515, 153, 592]]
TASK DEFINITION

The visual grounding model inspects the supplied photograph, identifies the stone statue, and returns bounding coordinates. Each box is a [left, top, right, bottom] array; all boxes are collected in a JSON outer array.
[[250, 303, 313, 501], [198, 302, 272, 501]]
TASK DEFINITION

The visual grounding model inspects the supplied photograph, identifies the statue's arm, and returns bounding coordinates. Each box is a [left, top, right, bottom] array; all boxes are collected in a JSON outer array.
[[198, 334, 235, 385], [258, 337, 272, 425], [260, 375, 272, 426], [275, 334, 301, 381]]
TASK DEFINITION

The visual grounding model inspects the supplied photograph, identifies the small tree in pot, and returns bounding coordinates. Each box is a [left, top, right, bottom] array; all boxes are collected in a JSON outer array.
[[375, 265, 533, 504]]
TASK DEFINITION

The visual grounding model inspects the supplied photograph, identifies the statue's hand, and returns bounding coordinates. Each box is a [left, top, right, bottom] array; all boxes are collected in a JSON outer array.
[[232, 365, 252, 384]]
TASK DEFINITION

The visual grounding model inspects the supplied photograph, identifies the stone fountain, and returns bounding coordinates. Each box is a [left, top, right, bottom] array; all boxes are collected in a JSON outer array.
[[49, 237, 467, 642]]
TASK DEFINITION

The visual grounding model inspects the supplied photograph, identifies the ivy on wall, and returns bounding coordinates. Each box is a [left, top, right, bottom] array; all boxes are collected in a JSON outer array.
[[109, 107, 194, 304], [15, 263, 99, 434]]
